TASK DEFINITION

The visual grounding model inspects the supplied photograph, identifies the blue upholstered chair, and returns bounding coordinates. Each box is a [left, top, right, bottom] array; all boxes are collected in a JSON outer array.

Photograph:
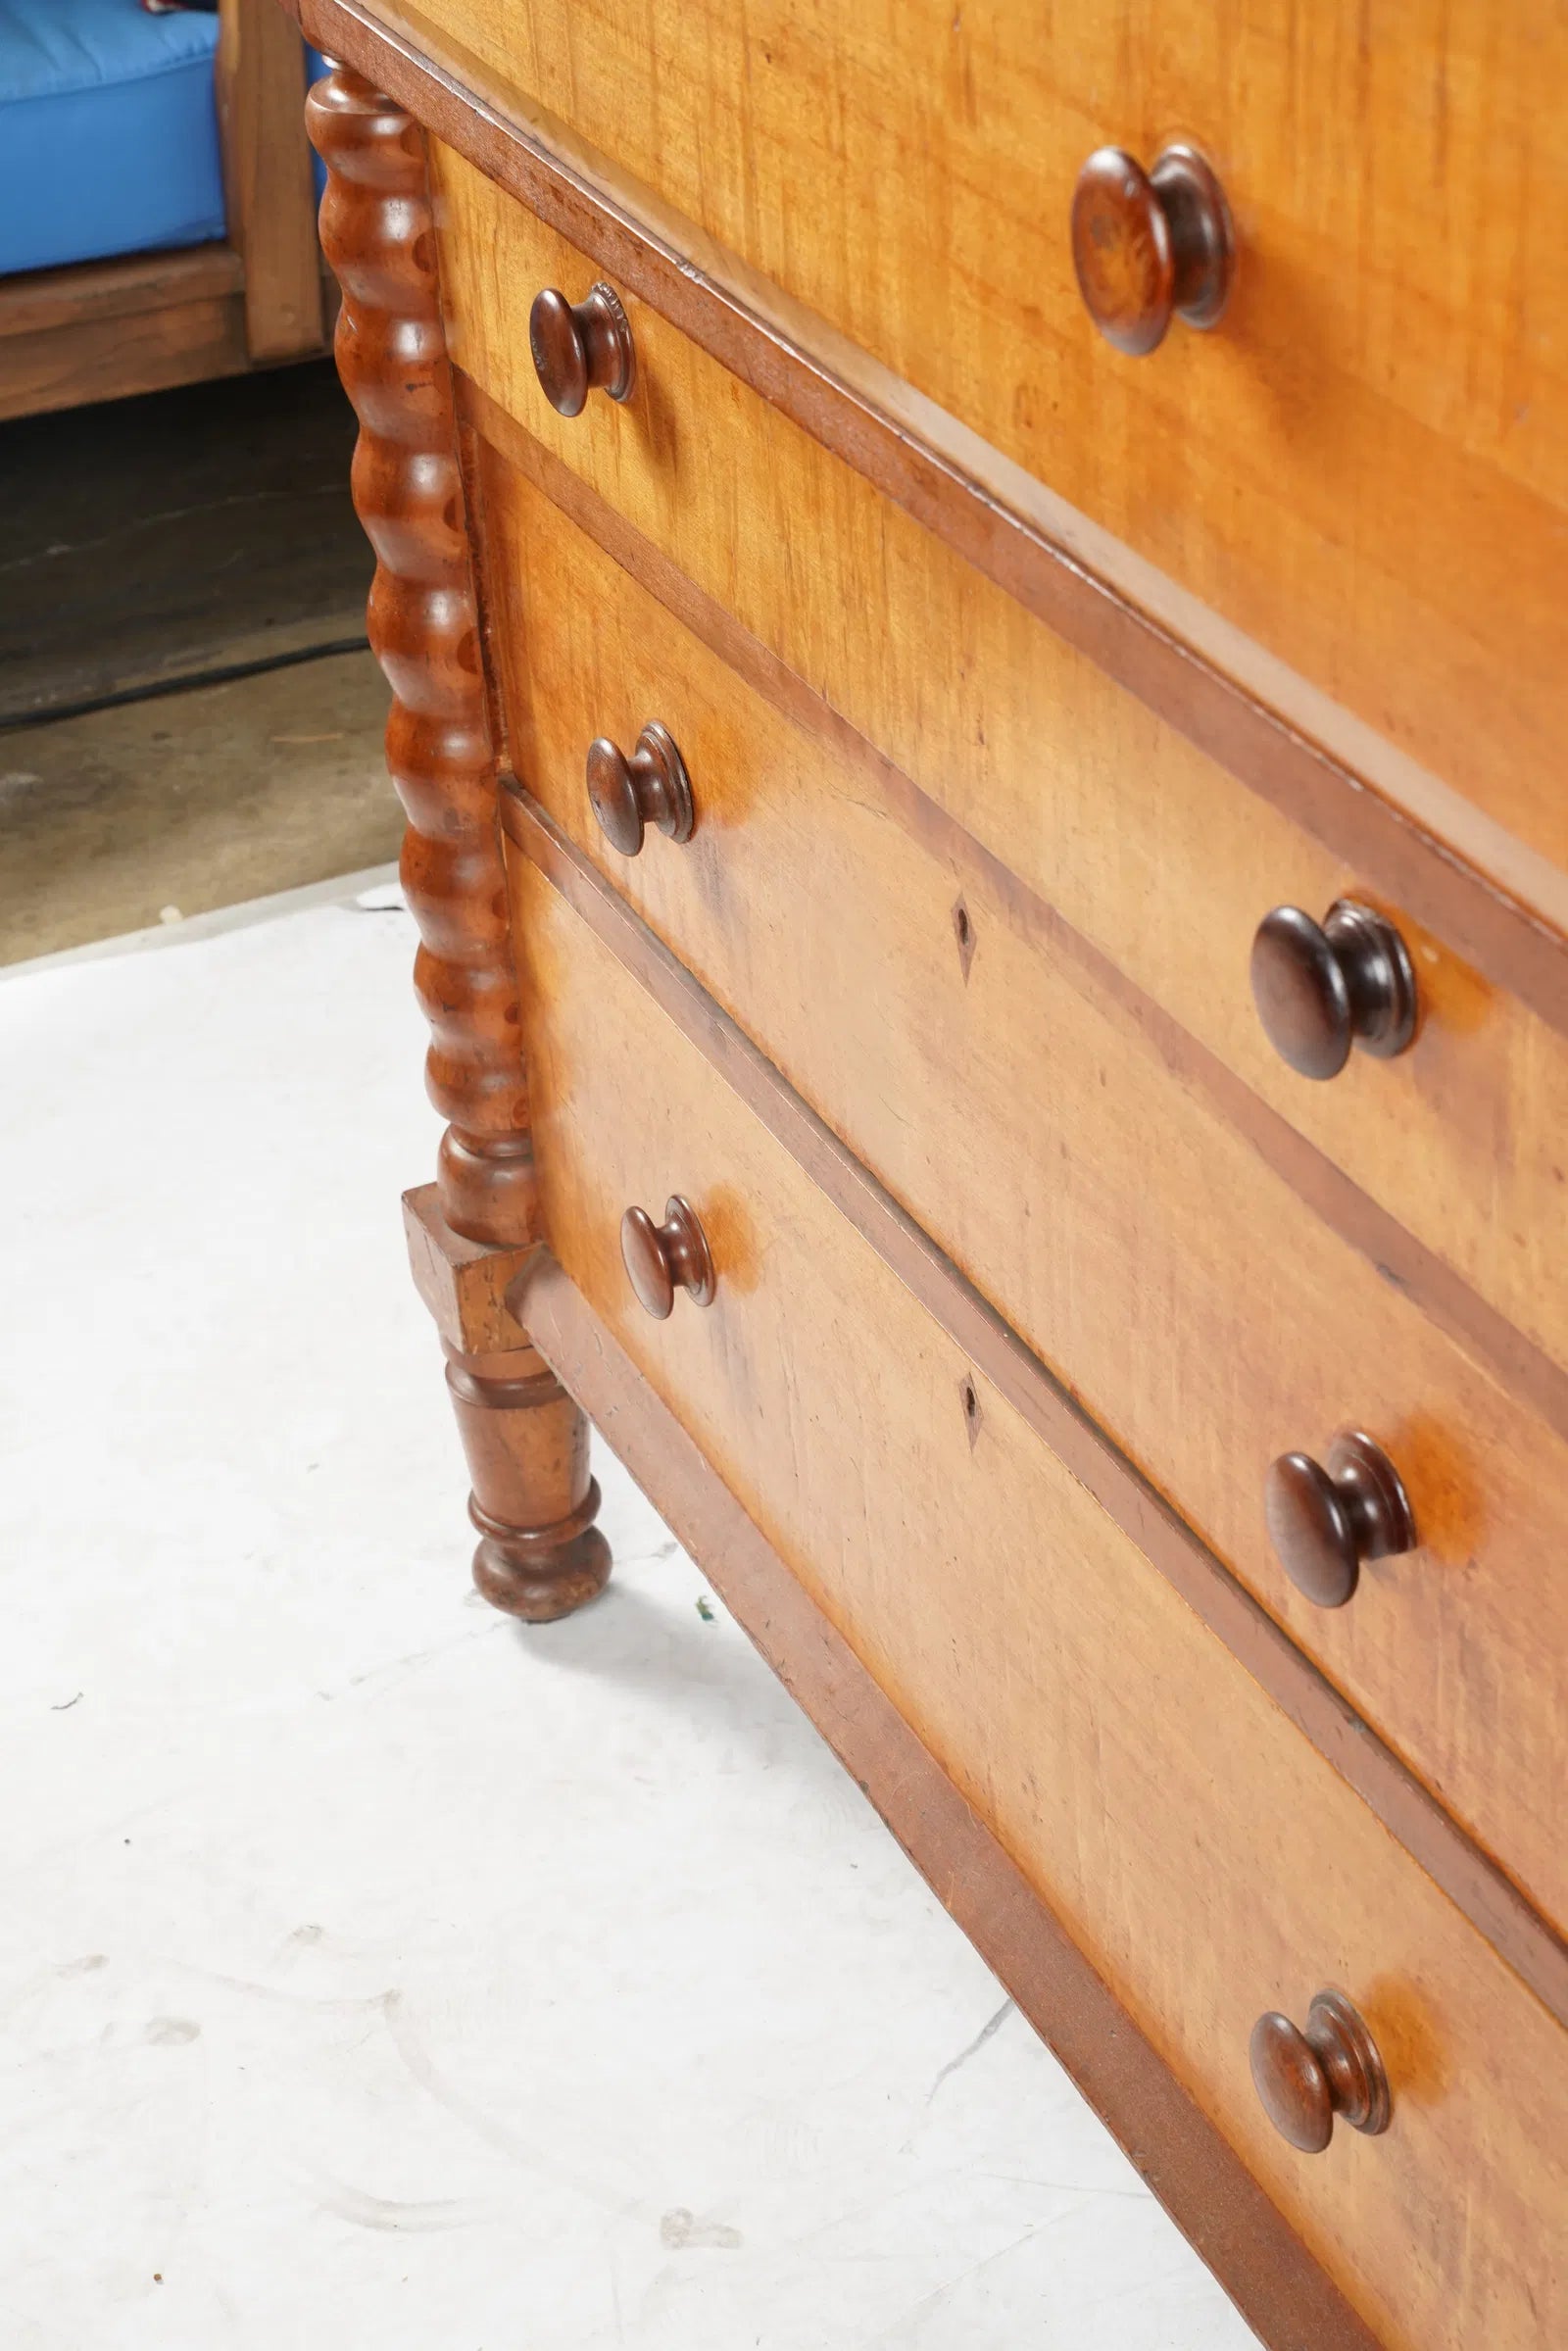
[[0, 0, 329, 418]]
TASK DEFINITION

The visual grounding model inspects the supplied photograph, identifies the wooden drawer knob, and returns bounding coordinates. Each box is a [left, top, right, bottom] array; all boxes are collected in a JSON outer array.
[[585, 721, 695, 857], [1250, 1989, 1392, 2153], [528, 281, 636, 416], [1070, 143, 1234, 356], [1250, 899, 1417, 1080], [620, 1196, 715, 1319], [1265, 1430, 1416, 1609]]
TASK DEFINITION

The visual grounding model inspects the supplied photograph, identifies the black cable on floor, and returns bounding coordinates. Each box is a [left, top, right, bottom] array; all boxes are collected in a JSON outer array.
[[0, 635, 373, 736]]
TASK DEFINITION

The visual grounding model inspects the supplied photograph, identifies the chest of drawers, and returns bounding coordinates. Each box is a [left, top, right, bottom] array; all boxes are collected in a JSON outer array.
[[296, 6, 1568, 2341]]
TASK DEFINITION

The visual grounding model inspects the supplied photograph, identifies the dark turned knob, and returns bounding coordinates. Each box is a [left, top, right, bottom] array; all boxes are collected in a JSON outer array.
[[528, 281, 636, 416], [1250, 899, 1417, 1081], [1071, 143, 1234, 356], [620, 1196, 715, 1320], [1265, 1431, 1416, 1609], [585, 721, 694, 857], [1250, 1989, 1392, 2154]]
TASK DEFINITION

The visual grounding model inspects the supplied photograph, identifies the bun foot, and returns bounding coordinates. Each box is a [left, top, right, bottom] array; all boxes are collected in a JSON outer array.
[[470, 1493, 612, 1622]]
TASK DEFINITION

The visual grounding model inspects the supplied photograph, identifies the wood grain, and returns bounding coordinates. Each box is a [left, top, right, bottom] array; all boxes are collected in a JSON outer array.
[[0, 249, 250, 423], [217, 0, 327, 362], [441, 248, 1568, 1392], [511, 859, 1568, 2351], [515, 1252, 1385, 2351], [393, 0, 1568, 888], [479, 433, 1568, 1439], [428, 170, 1568, 1390], [484, 450, 1568, 1437], [0, 246, 244, 342], [505, 786, 1568, 2034], [484, 467, 1568, 1935], [284, 0, 1568, 1014]]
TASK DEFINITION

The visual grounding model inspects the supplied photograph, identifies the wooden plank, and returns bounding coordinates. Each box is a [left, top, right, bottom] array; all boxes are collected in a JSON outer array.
[[484, 466, 1568, 1940], [0, 289, 253, 424], [501, 785, 1568, 2040], [0, 247, 244, 341], [510, 864, 1568, 2351], [516, 1251, 1385, 2351], [217, 0, 327, 362], [345, 0, 1568, 897], [444, 258, 1568, 1393], [284, 0, 1568, 1017]]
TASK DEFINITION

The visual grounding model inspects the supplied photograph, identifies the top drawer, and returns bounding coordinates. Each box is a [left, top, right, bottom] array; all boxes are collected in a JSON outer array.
[[412, 0, 1568, 881]]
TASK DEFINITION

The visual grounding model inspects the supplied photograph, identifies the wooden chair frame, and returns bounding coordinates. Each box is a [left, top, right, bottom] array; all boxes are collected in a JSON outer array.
[[0, 0, 327, 422]]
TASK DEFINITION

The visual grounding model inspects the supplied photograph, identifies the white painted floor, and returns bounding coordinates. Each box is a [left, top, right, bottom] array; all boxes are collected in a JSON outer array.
[[0, 880, 1259, 2349]]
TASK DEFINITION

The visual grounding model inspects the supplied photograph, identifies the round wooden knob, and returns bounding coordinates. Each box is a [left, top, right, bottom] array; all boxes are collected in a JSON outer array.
[[585, 721, 695, 857], [1250, 900, 1417, 1080], [1070, 143, 1234, 356], [620, 1196, 715, 1320], [1265, 1431, 1416, 1609], [1250, 1989, 1391, 2154], [528, 281, 636, 416]]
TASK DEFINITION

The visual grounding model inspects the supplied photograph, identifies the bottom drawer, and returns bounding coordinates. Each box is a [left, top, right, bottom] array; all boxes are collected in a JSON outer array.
[[510, 853, 1568, 2351]]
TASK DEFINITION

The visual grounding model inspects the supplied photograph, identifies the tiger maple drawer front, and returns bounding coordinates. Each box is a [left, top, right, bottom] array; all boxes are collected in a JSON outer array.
[[507, 858, 1568, 2351], [489, 459, 1568, 1935], [430, 147, 1568, 1387], [416, 2, 1567, 881]]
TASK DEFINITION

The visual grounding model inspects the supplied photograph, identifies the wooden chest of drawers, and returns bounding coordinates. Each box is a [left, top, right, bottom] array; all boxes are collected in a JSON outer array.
[[296, 6, 1568, 2342]]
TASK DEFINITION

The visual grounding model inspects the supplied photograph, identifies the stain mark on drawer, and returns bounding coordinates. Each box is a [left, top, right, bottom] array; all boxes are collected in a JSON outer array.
[[951, 893, 977, 981]]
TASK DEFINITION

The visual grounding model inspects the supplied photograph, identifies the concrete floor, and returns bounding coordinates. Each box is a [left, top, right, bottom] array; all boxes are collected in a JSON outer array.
[[0, 358, 393, 966], [0, 650, 396, 962], [0, 882, 1261, 2350], [0, 361, 368, 726]]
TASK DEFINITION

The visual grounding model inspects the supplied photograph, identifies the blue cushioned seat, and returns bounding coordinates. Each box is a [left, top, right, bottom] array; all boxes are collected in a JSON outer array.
[[0, 0, 225, 277]]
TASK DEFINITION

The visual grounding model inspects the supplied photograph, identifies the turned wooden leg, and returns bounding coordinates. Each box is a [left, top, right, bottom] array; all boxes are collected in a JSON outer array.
[[309, 68, 610, 1619], [404, 1182, 612, 1620], [446, 1342, 612, 1620]]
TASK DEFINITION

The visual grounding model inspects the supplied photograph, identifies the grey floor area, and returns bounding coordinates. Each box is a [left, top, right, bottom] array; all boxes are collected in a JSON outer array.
[[0, 360, 398, 963]]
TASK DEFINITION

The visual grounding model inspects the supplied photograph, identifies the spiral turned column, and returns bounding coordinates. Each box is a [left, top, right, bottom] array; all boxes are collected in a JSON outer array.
[[308, 70, 609, 1620], [309, 66, 525, 1245]]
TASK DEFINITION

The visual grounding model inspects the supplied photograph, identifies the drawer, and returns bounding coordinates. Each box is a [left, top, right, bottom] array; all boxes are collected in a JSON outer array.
[[489, 456, 1568, 1936], [432, 149, 1568, 1396], [509, 857, 1568, 2351], [417, 5, 1568, 885]]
